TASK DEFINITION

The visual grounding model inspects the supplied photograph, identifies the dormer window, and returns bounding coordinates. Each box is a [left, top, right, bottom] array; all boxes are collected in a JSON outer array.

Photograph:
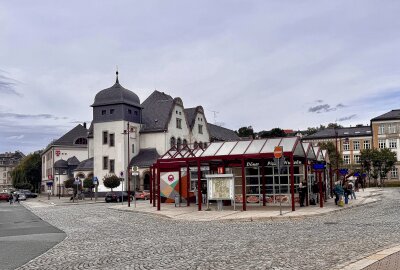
[[198, 124, 203, 134], [176, 118, 182, 129], [75, 138, 87, 145], [134, 111, 138, 115], [102, 110, 106, 115], [128, 109, 132, 114], [110, 109, 114, 114]]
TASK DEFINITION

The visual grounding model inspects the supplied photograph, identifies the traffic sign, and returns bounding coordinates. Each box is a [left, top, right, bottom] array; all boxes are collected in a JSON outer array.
[[274, 146, 283, 159]]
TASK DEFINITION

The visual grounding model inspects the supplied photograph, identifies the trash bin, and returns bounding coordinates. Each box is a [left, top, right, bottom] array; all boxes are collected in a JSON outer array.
[[174, 195, 180, 207]]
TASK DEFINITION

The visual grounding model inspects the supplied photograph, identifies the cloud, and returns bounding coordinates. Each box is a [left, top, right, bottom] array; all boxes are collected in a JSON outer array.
[[337, 114, 357, 121], [308, 103, 346, 113], [6, 134, 24, 140], [0, 73, 21, 96], [315, 99, 324, 103], [0, 112, 63, 120]]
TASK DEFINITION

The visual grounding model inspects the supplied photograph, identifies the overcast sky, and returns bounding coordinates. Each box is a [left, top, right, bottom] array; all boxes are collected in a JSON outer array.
[[1, 1, 400, 154]]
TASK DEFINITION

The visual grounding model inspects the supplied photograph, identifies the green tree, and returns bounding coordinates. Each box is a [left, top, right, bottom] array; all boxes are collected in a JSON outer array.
[[360, 149, 376, 187], [360, 148, 396, 187], [11, 152, 42, 192], [103, 175, 120, 191], [258, 128, 287, 138], [318, 141, 343, 171], [376, 148, 396, 187], [83, 177, 95, 200], [64, 178, 75, 189], [235, 126, 254, 138]]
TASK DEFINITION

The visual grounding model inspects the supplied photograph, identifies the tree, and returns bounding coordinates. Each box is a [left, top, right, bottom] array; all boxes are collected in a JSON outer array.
[[83, 177, 95, 200], [360, 148, 396, 187], [103, 175, 120, 191], [376, 148, 396, 187], [258, 128, 287, 138], [235, 126, 254, 138], [11, 152, 42, 192], [318, 141, 343, 171], [360, 149, 375, 187], [14, 182, 33, 190]]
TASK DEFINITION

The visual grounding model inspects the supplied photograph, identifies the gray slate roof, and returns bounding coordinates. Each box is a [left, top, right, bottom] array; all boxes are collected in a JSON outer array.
[[88, 122, 93, 138], [54, 159, 68, 168], [141, 91, 174, 132], [371, 109, 400, 121], [129, 148, 160, 168], [67, 156, 80, 166], [184, 108, 197, 130], [52, 124, 89, 147], [75, 157, 94, 171], [207, 123, 240, 141], [91, 80, 141, 107], [303, 126, 372, 140]]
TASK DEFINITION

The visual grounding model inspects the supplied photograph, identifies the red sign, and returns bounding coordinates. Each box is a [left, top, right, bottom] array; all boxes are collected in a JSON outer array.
[[218, 167, 224, 174], [274, 146, 283, 159], [48, 175, 53, 180], [168, 174, 175, 182], [55, 150, 61, 156]]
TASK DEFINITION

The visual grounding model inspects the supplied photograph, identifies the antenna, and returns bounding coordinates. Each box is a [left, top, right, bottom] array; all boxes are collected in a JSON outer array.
[[210, 110, 219, 124]]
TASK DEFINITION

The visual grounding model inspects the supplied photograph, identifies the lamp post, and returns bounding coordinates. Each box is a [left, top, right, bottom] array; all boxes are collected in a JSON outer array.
[[334, 127, 339, 183], [123, 122, 131, 207], [120, 171, 124, 205]]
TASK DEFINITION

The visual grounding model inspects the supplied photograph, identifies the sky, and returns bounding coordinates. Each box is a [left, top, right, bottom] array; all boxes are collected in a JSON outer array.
[[1, 0, 400, 154]]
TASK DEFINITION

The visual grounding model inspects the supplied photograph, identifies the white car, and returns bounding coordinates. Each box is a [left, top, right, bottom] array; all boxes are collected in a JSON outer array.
[[14, 192, 26, 201]]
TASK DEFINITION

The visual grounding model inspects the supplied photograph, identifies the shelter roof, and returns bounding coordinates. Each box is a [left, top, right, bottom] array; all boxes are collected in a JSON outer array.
[[130, 148, 160, 167], [207, 123, 240, 141]]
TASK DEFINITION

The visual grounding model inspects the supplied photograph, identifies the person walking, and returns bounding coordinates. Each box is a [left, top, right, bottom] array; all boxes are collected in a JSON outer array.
[[299, 181, 307, 207], [312, 181, 319, 203], [201, 185, 207, 204], [348, 181, 356, 200], [9, 193, 13, 205], [333, 182, 344, 206], [15, 192, 20, 204]]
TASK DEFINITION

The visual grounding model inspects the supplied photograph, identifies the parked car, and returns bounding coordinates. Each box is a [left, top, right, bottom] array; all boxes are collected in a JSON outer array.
[[19, 189, 38, 198], [14, 192, 26, 201], [105, 191, 133, 203], [134, 190, 150, 200], [0, 192, 10, 201]]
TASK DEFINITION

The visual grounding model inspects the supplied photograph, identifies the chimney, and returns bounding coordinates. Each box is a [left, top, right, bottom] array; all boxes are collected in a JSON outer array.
[[83, 122, 87, 128]]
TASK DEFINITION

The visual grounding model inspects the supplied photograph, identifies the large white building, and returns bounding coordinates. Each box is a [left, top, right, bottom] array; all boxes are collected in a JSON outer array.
[[42, 73, 238, 194]]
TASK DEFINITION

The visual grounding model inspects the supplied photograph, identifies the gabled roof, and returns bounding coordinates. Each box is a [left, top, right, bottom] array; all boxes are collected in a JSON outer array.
[[67, 156, 80, 166], [88, 122, 94, 138], [303, 126, 371, 140], [371, 109, 400, 121], [184, 106, 205, 130], [53, 124, 89, 146], [54, 159, 68, 168], [207, 123, 240, 141], [129, 148, 160, 167], [140, 91, 175, 133], [75, 157, 94, 171]]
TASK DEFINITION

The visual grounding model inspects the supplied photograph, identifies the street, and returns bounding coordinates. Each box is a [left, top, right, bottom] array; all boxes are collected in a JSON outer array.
[[16, 188, 400, 270], [0, 201, 65, 270]]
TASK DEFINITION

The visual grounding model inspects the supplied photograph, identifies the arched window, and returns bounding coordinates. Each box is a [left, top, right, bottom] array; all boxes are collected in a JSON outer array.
[[170, 137, 176, 149], [183, 139, 188, 147], [194, 141, 198, 148], [177, 138, 182, 150], [75, 138, 87, 145], [199, 141, 203, 149]]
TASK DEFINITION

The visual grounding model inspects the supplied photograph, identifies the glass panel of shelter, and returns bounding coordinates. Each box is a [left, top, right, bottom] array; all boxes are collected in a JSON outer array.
[[225, 161, 305, 206]]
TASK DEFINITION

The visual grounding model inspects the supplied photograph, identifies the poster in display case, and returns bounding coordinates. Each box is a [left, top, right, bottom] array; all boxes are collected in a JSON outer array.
[[206, 174, 234, 200]]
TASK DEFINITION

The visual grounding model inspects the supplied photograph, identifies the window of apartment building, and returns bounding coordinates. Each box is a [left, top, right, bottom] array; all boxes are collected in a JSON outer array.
[[389, 139, 397, 149], [354, 155, 361, 164], [128, 109, 132, 114], [363, 140, 371, 149], [102, 110, 106, 115], [343, 142, 350, 151], [388, 124, 396, 134], [343, 155, 350, 164], [353, 141, 360, 150], [378, 139, 386, 149], [391, 167, 398, 178], [198, 124, 203, 134], [109, 133, 115, 147], [109, 159, 115, 173], [103, 131, 108, 144], [110, 109, 114, 114], [103, 156, 108, 170], [176, 118, 182, 129], [378, 124, 385, 134]]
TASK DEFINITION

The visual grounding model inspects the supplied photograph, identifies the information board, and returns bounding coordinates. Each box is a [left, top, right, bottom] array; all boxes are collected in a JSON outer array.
[[206, 174, 234, 200]]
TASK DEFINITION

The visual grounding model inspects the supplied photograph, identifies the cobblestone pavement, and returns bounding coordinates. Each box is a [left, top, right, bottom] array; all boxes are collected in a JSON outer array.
[[18, 188, 400, 270]]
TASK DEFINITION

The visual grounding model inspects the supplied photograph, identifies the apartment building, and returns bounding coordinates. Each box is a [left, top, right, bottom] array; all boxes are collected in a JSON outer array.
[[0, 151, 25, 191]]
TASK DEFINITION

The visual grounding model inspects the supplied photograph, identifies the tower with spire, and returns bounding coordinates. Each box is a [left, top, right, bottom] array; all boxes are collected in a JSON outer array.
[[90, 71, 142, 192]]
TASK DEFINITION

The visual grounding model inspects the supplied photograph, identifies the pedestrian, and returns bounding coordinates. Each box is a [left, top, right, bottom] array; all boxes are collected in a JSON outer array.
[[299, 181, 307, 207], [201, 185, 207, 204], [312, 181, 319, 203], [15, 192, 20, 204], [348, 181, 356, 200], [194, 186, 198, 205], [9, 193, 13, 205], [343, 181, 350, 204], [333, 182, 344, 205]]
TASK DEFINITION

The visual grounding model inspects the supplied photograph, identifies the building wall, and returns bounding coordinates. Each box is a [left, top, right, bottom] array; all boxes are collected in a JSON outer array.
[[93, 120, 140, 192], [140, 132, 166, 155], [88, 137, 94, 158], [190, 112, 210, 145]]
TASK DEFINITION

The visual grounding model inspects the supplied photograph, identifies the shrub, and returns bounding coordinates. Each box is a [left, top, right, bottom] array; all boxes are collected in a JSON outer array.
[[103, 175, 121, 191], [83, 178, 95, 189], [64, 178, 75, 189]]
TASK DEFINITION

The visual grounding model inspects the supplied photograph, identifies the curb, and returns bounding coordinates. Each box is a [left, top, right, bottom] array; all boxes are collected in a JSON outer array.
[[107, 198, 380, 222], [339, 244, 400, 270], [37, 199, 105, 206]]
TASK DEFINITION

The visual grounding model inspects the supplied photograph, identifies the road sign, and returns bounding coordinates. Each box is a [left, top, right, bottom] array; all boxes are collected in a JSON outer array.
[[274, 146, 283, 159], [313, 163, 325, 170], [93, 177, 98, 185]]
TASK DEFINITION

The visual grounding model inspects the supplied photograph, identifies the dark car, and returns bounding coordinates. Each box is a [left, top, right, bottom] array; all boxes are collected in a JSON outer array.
[[19, 189, 38, 198], [105, 191, 133, 203], [0, 193, 10, 201]]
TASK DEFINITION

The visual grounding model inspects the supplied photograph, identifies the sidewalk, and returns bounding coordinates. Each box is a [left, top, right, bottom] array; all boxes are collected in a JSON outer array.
[[35, 194, 104, 206], [109, 188, 382, 222]]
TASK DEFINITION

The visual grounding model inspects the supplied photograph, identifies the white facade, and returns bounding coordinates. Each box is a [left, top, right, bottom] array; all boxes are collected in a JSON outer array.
[[93, 120, 140, 192]]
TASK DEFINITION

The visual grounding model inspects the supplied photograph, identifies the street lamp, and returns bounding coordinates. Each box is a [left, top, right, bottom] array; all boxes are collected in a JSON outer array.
[[122, 123, 132, 207]]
